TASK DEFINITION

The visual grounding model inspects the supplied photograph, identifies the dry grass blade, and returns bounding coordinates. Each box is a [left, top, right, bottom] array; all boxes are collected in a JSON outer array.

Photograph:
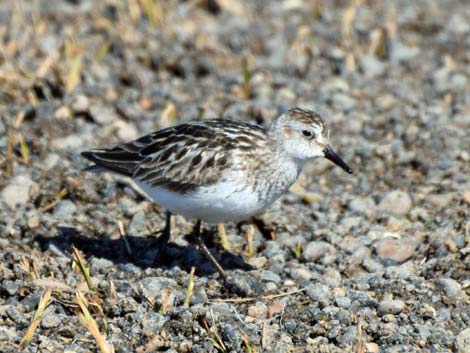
[[139, 0, 162, 27], [243, 224, 254, 258], [18, 132, 30, 165], [3, 115, 15, 175], [40, 188, 68, 213], [184, 267, 196, 308], [65, 54, 82, 93], [72, 245, 95, 291], [160, 102, 176, 126], [217, 223, 231, 251], [241, 333, 256, 353], [161, 288, 172, 315], [200, 311, 227, 352], [20, 289, 52, 348], [75, 291, 115, 353], [241, 56, 251, 99], [118, 220, 132, 256], [341, 0, 363, 41]]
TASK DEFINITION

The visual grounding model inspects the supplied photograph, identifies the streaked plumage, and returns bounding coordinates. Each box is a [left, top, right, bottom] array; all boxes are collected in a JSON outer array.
[[82, 108, 352, 224]]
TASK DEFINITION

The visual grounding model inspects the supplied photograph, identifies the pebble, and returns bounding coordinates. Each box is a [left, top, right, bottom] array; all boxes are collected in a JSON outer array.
[[378, 299, 406, 315], [425, 193, 454, 209], [36, 101, 56, 120], [141, 311, 167, 335], [2, 280, 20, 296], [90, 103, 118, 125], [303, 241, 333, 261], [331, 93, 356, 112], [128, 211, 147, 235], [335, 296, 351, 309], [225, 273, 262, 297], [72, 95, 90, 112], [436, 278, 462, 303], [377, 191, 413, 217], [246, 256, 267, 269], [138, 277, 177, 295], [1, 175, 37, 209], [306, 283, 331, 305], [259, 270, 281, 283], [41, 313, 63, 329], [53, 200, 77, 219], [362, 258, 384, 273], [359, 55, 385, 78], [375, 237, 417, 264], [348, 197, 376, 217], [456, 328, 470, 353]]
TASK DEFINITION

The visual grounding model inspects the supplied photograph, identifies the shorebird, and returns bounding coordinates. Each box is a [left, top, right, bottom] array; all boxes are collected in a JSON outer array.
[[82, 107, 352, 277]]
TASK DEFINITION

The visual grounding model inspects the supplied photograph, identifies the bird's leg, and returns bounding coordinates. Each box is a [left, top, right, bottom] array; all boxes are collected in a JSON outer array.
[[153, 210, 172, 265], [194, 219, 227, 278]]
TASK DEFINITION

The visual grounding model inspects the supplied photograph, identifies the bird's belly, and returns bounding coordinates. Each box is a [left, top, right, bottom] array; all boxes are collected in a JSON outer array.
[[135, 181, 269, 224]]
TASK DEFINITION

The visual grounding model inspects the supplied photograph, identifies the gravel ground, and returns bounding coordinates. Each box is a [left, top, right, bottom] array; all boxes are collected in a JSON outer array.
[[1, 0, 469, 352]]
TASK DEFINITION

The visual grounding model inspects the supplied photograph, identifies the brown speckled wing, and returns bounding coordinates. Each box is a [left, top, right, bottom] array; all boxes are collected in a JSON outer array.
[[82, 119, 269, 194]]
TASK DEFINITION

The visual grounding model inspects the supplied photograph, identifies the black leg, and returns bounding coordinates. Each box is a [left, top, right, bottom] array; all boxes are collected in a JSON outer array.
[[194, 219, 227, 278], [153, 211, 172, 265]]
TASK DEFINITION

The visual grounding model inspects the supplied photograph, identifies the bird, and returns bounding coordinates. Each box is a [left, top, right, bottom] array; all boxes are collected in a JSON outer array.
[[81, 107, 352, 277]]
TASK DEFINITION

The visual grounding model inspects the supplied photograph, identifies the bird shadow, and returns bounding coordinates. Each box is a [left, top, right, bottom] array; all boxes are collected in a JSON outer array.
[[35, 226, 252, 276]]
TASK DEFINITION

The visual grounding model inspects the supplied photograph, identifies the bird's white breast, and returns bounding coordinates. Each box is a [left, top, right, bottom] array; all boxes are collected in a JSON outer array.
[[134, 152, 303, 224], [135, 180, 267, 224]]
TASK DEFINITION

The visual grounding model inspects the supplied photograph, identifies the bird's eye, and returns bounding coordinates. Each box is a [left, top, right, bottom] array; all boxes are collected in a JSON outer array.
[[302, 130, 314, 138]]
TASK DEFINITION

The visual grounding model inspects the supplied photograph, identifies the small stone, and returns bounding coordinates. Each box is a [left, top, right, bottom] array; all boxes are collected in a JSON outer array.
[[425, 193, 454, 209], [90, 257, 114, 272], [28, 217, 40, 229], [331, 93, 356, 112], [247, 302, 268, 318], [116, 120, 138, 140], [436, 278, 462, 303], [359, 55, 385, 78], [128, 211, 147, 235], [138, 277, 177, 296], [348, 197, 376, 217], [53, 200, 77, 219], [247, 256, 267, 269], [362, 258, 384, 273], [1, 175, 37, 208], [6, 307, 27, 326], [226, 273, 262, 297], [36, 101, 55, 120], [389, 40, 419, 62], [54, 106, 71, 119], [377, 191, 413, 217], [463, 191, 470, 205], [306, 283, 331, 304], [456, 328, 470, 353], [339, 325, 358, 345], [378, 299, 406, 315], [437, 159, 454, 170], [289, 267, 312, 280], [375, 237, 417, 263], [303, 241, 333, 261], [259, 270, 281, 283], [2, 280, 20, 296], [72, 95, 90, 112], [41, 313, 62, 328], [90, 103, 117, 125], [335, 296, 351, 309], [141, 311, 167, 334], [365, 342, 379, 353]]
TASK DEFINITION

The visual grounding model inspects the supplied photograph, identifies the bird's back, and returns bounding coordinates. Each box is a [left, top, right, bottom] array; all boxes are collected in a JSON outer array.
[[81, 119, 269, 193]]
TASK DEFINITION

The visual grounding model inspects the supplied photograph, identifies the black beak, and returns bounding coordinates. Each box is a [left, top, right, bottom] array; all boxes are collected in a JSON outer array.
[[323, 145, 352, 174]]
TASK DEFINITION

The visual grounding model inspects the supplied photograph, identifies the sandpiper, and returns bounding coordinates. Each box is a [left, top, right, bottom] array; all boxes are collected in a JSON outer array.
[[81, 107, 352, 276]]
